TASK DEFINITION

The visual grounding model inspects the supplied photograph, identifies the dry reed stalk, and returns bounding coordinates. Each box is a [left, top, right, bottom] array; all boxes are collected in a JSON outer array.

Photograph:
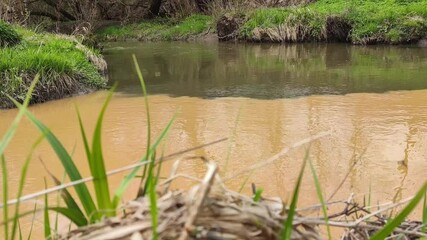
[[62, 158, 322, 240]]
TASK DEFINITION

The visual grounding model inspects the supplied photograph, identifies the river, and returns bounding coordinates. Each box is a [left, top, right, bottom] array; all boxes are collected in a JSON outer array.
[[1, 42, 427, 237]]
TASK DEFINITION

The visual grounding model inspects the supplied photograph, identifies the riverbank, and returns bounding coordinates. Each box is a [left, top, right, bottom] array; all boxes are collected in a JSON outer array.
[[0, 22, 107, 109], [96, 0, 427, 45], [96, 15, 213, 41]]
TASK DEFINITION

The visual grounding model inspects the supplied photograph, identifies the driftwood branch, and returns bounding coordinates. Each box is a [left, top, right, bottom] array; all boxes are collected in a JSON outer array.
[[29, 10, 62, 21], [41, 0, 76, 21]]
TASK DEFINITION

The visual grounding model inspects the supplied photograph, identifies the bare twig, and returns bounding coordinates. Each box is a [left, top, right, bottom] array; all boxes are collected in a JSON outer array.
[[179, 159, 218, 240]]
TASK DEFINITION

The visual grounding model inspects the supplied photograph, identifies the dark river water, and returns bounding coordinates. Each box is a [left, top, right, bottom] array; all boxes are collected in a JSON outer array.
[[105, 42, 427, 98]]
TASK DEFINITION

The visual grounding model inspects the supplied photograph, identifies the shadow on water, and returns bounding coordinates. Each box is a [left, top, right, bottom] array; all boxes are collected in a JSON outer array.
[[103, 42, 427, 99]]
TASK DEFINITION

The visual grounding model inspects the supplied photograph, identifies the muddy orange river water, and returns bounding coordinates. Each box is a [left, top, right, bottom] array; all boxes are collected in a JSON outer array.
[[1, 90, 427, 237], [1, 42, 427, 238]]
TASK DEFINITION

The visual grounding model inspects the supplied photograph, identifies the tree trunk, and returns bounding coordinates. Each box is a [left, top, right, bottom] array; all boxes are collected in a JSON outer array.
[[195, 0, 209, 13], [42, 0, 76, 21], [30, 11, 62, 21], [148, 0, 162, 18]]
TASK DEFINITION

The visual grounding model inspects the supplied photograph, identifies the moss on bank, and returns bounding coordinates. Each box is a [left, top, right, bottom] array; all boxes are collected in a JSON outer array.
[[0, 24, 107, 109], [97, 15, 213, 41], [240, 0, 427, 44]]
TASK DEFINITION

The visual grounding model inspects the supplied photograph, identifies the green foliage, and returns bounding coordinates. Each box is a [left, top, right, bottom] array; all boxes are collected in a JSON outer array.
[[27, 203, 38, 240], [0, 76, 39, 155], [148, 162, 159, 240], [341, 0, 427, 43], [85, 88, 115, 217], [0, 27, 105, 108], [132, 55, 152, 197], [43, 179, 51, 239], [1, 155, 9, 240], [97, 1, 427, 44], [13, 98, 99, 223], [0, 21, 21, 47], [0, 61, 175, 232], [280, 151, 308, 240], [241, 7, 327, 40], [423, 193, 427, 232], [371, 182, 427, 239], [111, 56, 176, 213], [308, 157, 331, 239], [253, 188, 263, 202], [0, 79, 39, 240], [241, 0, 427, 44], [10, 138, 43, 240], [97, 15, 213, 41]]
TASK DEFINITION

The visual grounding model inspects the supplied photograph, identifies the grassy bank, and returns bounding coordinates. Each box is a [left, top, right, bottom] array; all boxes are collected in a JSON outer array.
[[96, 15, 213, 41], [0, 22, 107, 109], [240, 0, 427, 44], [96, 0, 427, 45]]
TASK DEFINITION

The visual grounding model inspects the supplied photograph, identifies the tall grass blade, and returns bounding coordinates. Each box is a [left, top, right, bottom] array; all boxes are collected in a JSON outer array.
[[27, 202, 38, 240], [253, 188, 263, 202], [423, 193, 427, 232], [154, 149, 166, 187], [41, 160, 87, 226], [308, 157, 331, 240], [1, 77, 39, 240], [54, 172, 66, 234], [17, 221, 22, 240], [1, 209, 49, 226], [49, 207, 88, 227], [10, 99, 97, 221], [132, 54, 152, 198], [44, 179, 51, 239], [11, 136, 44, 240], [371, 182, 427, 240], [76, 109, 91, 164], [143, 150, 157, 196], [0, 75, 39, 157], [238, 171, 254, 193], [280, 151, 309, 240], [1, 155, 9, 240], [88, 87, 116, 217], [148, 159, 159, 240], [112, 115, 175, 208]]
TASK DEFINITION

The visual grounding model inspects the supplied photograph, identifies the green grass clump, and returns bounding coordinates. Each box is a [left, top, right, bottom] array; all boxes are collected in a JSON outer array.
[[240, 0, 427, 44], [341, 0, 427, 43], [241, 7, 328, 42], [97, 15, 213, 41], [0, 21, 21, 47], [164, 15, 213, 39], [0, 27, 106, 108]]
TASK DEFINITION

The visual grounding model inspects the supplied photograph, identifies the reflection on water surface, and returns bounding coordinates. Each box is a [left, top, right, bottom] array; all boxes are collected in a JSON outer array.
[[105, 42, 427, 98]]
